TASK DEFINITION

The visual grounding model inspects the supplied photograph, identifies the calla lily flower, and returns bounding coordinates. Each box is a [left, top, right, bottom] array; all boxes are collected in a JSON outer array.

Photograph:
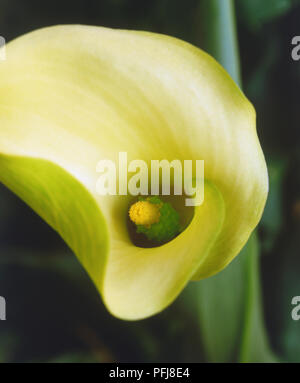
[[0, 25, 268, 320]]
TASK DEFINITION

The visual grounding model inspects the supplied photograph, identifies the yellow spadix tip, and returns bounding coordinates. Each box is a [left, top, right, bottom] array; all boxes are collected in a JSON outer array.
[[129, 200, 161, 227]]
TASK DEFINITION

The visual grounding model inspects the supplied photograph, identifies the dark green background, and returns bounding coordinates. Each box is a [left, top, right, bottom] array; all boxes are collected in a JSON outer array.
[[0, 0, 299, 362]]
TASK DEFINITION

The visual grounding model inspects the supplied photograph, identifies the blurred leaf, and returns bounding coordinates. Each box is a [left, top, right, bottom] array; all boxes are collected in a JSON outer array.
[[188, 249, 247, 362], [187, 234, 276, 362], [261, 156, 288, 252], [45, 352, 102, 363], [272, 155, 300, 362], [0, 331, 18, 363], [238, 235, 278, 362], [267, 222, 300, 362], [237, 0, 300, 31], [246, 39, 279, 101]]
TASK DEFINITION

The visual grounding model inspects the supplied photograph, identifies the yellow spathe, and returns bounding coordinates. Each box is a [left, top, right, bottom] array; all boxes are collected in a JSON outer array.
[[0, 25, 268, 319]]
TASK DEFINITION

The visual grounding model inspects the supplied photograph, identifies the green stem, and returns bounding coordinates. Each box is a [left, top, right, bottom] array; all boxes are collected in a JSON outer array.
[[199, 0, 241, 86]]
